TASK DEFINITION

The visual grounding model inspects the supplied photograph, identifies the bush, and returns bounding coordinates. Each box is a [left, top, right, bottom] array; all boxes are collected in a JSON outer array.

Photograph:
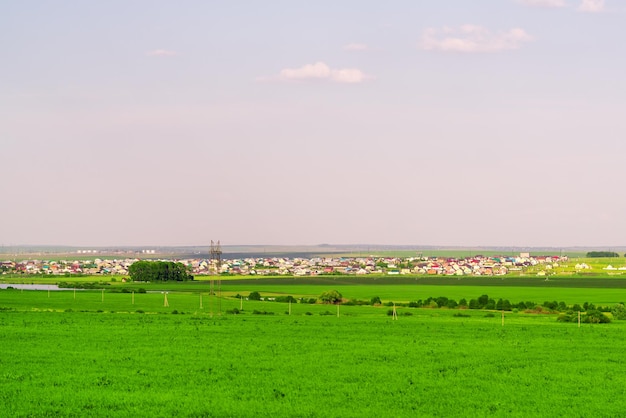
[[252, 310, 274, 315], [611, 303, 626, 320], [275, 295, 297, 303], [453, 313, 470, 318], [343, 299, 369, 306], [584, 310, 611, 323], [248, 291, 262, 301], [226, 308, 240, 315], [370, 296, 382, 305]]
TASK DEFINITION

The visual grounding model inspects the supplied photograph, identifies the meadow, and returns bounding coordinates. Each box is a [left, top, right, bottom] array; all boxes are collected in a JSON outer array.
[[2, 284, 626, 417]]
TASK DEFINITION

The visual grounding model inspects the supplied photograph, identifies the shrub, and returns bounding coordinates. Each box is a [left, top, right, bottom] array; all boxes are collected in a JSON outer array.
[[611, 303, 626, 320], [584, 310, 610, 324], [249, 291, 262, 301], [370, 296, 382, 305], [453, 313, 470, 318], [252, 310, 274, 315], [275, 295, 297, 303], [557, 313, 573, 322], [484, 313, 495, 318], [226, 308, 240, 315]]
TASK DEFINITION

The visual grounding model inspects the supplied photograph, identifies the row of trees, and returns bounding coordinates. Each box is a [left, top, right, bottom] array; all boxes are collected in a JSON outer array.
[[586, 251, 621, 258], [128, 261, 193, 282]]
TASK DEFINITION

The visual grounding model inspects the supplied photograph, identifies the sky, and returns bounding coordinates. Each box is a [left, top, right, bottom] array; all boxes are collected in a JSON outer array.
[[2, 0, 625, 248]]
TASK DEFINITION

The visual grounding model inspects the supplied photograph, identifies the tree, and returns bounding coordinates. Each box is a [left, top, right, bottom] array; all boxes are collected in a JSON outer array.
[[248, 291, 261, 301], [478, 294, 489, 308], [129, 261, 192, 282], [319, 290, 343, 304], [370, 296, 382, 305]]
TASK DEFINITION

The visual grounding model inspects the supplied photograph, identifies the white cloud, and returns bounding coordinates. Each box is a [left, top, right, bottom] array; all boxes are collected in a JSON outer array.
[[330, 68, 367, 83], [146, 49, 177, 57], [343, 43, 369, 51], [279, 62, 331, 80], [277, 62, 369, 83], [518, 0, 567, 7], [419, 25, 533, 53], [578, 0, 605, 12]]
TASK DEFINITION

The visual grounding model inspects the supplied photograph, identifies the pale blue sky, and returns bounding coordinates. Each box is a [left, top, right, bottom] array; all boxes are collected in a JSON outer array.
[[2, 1, 625, 247]]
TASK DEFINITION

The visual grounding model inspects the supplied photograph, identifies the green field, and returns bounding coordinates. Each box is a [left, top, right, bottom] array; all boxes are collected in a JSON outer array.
[[3, 278, 626, 417]]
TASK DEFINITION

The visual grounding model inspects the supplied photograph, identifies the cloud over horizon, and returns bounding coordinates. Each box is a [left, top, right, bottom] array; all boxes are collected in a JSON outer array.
[[275, 62, 369, 83], [419, 25, 533, 53]]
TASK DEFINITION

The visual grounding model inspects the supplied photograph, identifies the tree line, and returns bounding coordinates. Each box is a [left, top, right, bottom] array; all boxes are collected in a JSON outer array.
[[241, 291, 625, 323], [586, 251, 620, 258]]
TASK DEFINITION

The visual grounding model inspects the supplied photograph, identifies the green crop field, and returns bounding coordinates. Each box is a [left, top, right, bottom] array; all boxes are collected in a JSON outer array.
[[2, 280, 626, 417]]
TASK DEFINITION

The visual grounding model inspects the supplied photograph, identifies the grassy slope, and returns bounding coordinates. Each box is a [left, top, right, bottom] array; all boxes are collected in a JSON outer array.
[[1, 308, 625, 417]]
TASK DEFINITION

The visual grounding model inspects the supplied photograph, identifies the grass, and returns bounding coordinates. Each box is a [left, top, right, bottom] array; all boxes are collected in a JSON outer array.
[[1, 302, 626, 417]]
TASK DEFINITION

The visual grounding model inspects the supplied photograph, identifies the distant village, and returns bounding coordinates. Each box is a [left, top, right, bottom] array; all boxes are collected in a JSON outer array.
[[1, 253, 573, 277]]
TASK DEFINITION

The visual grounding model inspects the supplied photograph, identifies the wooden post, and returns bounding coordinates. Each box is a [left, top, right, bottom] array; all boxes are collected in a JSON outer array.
[[578, 311, 581, 328], [392, 303, 398, 320], [132, 291, 134, 305], [289, 300, 291, 315], [240, 296, 243, 311], [502, 310, 504, 327], [199, 293, 203, 309], [73, 288, 76, 300], [164, 292, 169, 307], [101, 289, 104, 302], [337, 304, 340, 318]]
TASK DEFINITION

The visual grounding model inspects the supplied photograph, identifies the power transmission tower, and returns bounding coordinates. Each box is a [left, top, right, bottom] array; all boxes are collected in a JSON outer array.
[[210, 240, 223, 315]]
